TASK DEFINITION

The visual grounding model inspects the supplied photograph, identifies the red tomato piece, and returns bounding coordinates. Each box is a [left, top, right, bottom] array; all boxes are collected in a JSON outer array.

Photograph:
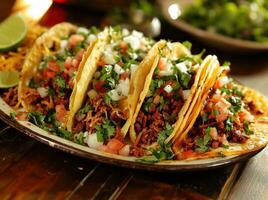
[[64, 57, 72, 69], [95, 80, 106, 93], [120, 41, 128, 54], [120, 71, 129, 80], [43, 69, 56, 79], [106, 138, 125, 154], [68, 34, 84, 47], [158, 58, 166, 70], [48, 61, 60, 72], [55, 104, 67, 123]]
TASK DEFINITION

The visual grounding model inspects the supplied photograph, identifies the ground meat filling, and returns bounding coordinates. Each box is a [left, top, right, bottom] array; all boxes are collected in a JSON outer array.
[[135, 88, 185, 146], [2, 87, 19, 107], [73, 94, 128, 135]]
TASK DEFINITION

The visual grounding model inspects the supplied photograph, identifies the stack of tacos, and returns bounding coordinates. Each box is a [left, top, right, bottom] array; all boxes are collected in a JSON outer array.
[[14, 22, 268, 161]]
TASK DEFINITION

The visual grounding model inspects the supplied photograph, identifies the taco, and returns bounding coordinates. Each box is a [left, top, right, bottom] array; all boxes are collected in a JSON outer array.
[[18, 22, 107, 129], [172, 76, 268, 160], [129, 42, 227, 158], [69, 27, 158, 155]]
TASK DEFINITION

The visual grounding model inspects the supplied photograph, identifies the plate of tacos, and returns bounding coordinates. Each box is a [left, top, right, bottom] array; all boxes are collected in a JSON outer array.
[[1, 21, 268, 172]]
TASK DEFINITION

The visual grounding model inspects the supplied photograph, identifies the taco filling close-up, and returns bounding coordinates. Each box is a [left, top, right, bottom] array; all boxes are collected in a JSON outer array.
[[18, 23, 101, 129], [71, 27, 155, 155]]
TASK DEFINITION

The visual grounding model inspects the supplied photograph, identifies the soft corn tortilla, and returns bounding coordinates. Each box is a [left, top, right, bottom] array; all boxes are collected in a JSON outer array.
[[67, 29, 109, 131], [174, 87, 268, 160], [129, 41, 196, 143], [18, 22, 77, 112]]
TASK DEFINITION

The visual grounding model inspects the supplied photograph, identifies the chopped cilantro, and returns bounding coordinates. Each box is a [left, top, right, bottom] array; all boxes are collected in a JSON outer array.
[[233, 87, 243, 98], [74, 132, 86, 145], [179, 71, 191, 89], [54, 75, 67, 89], [143, 97, 153, 112], [159, 96, 164, 111], [137, 124, 175, 163], [77, 105, 92, 115], [95, 120, 115, 143], [9, 112, 16, 119], [29, 79, 39, 89], [220, 87, 231, 95], [218, 152, 226, 158], [222, 144, 229, 149], [104, 94, 112, 105], [182, 41, 192, 50], [48, 88, 56, 97], [202, 112, 209, 123], [196, 127, 211, 152], [213, 109, 220, 116], [228, 96, 242, 113], [244, 121, 254, 135], [225, 117, 233, 132]]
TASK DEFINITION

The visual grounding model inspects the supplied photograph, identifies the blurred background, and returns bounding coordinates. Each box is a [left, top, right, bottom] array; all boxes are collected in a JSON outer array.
[[1, 0, 268, 95]]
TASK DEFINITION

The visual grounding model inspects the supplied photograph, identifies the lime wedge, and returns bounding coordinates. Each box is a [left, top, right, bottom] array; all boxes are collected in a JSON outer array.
[[0, 14, 28, 52], [0, 71, 20, 88]]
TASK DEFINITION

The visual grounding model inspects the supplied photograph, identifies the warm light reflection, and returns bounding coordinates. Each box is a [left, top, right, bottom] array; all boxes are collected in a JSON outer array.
[[13, 0, 52, 22], [168, 4, 181, 20]]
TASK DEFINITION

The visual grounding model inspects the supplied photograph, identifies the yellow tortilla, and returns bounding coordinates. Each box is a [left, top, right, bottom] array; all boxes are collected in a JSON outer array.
[[18, 22, 77, 112], [175, 87, 268, 160], [129, 41, 193, 143], [67, 29, 109, 131]]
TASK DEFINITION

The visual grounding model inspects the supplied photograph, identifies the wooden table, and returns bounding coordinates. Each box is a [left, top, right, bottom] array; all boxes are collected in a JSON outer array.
[[0, 2, 268, 199]]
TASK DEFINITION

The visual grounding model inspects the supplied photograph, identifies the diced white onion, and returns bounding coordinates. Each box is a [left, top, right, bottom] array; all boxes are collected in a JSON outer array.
[[114, 64, 125, 74], [132, 30, 143, 38], [37, 87, 48, 98], [130, 64, 138, 75], [164, 84, 173, 93], [122, 28, 130, 36], [159, 70, 174, 77], [77, 27, 89, 35], [219, 76, 230, 85], [103, 48, 116, 65], [108, 78, 130, 101], [86, 133, 103, 149], [117, 78, 130, 96], [60, 40, 68, 52], [183, 89, 191, 100], [108, 90, 122, 101], [87, 34, 96, 43], [176, 62, 188, 73], [124, 35, 141, 50]]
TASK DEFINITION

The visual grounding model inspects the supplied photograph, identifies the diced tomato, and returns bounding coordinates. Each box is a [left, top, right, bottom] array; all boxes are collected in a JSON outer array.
[[214, 79, 224, 89], [119, 41, 128, 54], [95, 80, 106, 93], [239, 110, 254, 123], [117, 60, 124, 66], [55, 104, 67, 123], [48, 61, 60, 72], [106, 138, 125, 154], [97, 58, 106, 67], [68, 34, 84, 47], [76, 49, 85, 61], [209, 127, 218, 140], [120, 71, 129, 80], [61, 72, 68, 80], [72, 58, 79, 69], [158, 58, 166, 70], [64, 57, 73, 69], [16, 112, 28, 121], [43, 69, 56, 79], [181, 150, 195, 159], [68, 78, 74, 88]]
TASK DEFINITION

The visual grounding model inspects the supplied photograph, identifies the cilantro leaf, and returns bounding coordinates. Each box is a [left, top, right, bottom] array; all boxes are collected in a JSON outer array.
[[225, 117, 233, 132], [196, 127, 211, 152], [95, 120, 115, 143], [244, 121, 254, 135]]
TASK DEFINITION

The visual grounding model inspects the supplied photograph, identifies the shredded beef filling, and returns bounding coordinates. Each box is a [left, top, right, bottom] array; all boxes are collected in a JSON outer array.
[[73, 94, 128, 134]]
